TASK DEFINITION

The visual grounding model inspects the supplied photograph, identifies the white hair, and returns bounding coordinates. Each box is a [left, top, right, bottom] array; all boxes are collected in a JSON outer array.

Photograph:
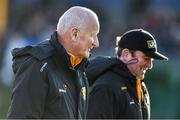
[[57, 6, 99, 33]]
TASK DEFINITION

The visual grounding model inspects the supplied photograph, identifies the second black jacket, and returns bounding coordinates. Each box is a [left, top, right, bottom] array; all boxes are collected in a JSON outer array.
[[7, 32, 89, 119], [86, 56, 150, 119]]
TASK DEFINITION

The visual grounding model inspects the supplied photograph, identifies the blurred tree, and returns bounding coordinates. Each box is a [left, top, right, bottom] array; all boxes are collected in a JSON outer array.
[[0, 0, 8, 36]]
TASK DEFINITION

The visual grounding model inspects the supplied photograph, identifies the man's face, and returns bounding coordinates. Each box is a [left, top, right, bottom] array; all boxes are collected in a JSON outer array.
[[75, 21, 99, 58], [127, 50, 154, 80]]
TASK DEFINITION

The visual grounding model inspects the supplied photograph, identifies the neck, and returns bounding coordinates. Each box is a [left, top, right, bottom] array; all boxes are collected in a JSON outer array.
[[57, 31, 83, 67], [67, 52, 83, 68]]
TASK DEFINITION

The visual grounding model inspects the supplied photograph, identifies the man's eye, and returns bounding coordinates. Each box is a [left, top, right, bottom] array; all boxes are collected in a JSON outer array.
[[144, 57, 150, 61]]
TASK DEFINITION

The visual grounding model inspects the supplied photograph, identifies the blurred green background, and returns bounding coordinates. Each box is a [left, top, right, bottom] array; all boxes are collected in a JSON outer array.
[[0, 0, 180, 118]]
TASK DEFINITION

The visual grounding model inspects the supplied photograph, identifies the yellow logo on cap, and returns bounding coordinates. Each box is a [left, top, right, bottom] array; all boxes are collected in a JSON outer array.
[[147, 40, 156, 48]]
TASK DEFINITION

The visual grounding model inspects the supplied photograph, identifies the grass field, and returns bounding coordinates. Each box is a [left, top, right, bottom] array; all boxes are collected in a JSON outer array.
[[0, 81, 11, 119]]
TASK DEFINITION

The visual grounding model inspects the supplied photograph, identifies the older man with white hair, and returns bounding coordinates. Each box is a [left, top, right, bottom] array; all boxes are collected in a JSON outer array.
[[7, 6, 100, 119]]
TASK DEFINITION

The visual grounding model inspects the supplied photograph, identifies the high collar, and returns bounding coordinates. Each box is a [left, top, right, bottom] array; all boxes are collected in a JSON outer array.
[[111, 58, 136, 84], [86, 56, 137, 86]]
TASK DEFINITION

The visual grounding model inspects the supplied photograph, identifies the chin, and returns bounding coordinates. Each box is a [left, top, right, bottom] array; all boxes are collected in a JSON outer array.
[[84, 52, 90, 58], [136, 74, 145, 80], [140, 75, 145, 80], [80, 54, 89, 59], [85, 54, 90, 58]]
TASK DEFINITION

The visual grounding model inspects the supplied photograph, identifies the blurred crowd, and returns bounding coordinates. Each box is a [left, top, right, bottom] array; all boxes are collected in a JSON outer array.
[[0, 0, 180, 118]]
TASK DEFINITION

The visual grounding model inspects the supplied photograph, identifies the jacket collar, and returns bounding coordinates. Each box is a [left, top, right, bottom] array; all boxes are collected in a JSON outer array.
[[112, 58, 136, 84], [112, 59, 141, 101]]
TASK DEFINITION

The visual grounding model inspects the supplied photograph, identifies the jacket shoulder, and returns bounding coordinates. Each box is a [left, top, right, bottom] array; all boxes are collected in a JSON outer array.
[[12, 40, 54, 61], [12, 40, 54, 73], [93, 70, 127, 93]]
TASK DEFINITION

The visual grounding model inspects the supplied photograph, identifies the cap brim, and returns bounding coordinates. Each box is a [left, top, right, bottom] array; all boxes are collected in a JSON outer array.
[[146, 51, 168, 60]]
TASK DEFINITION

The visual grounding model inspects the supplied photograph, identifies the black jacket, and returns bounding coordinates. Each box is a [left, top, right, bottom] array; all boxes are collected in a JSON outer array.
[[86, 56, 150, 119], [7, 32, 89, 119]]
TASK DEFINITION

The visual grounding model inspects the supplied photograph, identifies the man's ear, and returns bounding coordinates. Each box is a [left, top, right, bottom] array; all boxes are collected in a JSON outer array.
[[121, 48, 131, 62], [71, 27, 79, 41]]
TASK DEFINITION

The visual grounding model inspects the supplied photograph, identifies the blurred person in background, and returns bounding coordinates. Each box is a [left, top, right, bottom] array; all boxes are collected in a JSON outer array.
[[7, 6, 99, 119], [0, 33, 39, 86], [86, 29, 168, 119]]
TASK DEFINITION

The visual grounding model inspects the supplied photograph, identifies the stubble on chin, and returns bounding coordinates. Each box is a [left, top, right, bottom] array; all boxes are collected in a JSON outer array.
[[136, 68, 145, 80]]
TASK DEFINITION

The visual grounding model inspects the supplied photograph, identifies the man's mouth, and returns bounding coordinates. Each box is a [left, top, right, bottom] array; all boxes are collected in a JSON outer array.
[[140, 67, 148, 75], [88, 48, 91, 52], [137, 68, 145, 75], [88, 47, 93, 52]]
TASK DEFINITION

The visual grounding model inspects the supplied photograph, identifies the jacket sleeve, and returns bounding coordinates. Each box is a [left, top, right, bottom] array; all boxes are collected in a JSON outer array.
[[87, 85, 117, 119], [7, 59, 48, 118]]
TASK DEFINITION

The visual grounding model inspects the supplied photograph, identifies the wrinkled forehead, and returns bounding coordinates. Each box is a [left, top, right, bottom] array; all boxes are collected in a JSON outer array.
[[84, 17, 99, 33], [85, 11, 99, 26]]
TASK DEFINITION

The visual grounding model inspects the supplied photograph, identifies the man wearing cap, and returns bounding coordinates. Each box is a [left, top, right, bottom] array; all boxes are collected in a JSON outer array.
[[86, 29, 168, 119]]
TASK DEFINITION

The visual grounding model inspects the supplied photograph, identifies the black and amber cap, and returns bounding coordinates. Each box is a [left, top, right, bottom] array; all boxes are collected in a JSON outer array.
[[117, 29, 168, 60]]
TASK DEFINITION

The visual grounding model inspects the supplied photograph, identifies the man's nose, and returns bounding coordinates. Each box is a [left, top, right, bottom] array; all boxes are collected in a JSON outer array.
[[93, 37, 99, 48]]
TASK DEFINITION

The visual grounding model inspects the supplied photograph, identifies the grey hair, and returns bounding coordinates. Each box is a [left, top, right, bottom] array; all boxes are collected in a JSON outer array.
[[57, 6, 99, 33]]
